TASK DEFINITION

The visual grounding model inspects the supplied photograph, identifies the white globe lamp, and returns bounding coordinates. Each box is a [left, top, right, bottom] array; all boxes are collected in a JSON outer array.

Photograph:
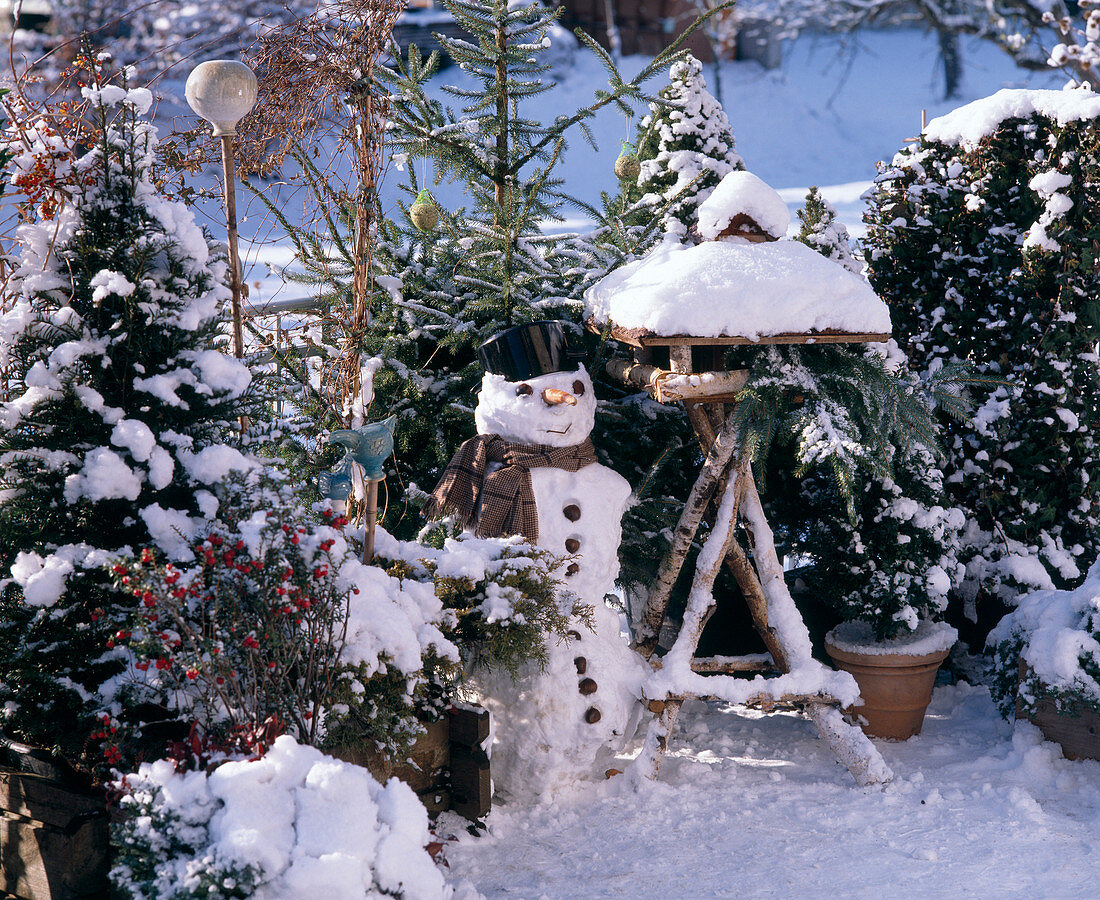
[[185, 59, 258, 376], [185, 60, 257, 137]]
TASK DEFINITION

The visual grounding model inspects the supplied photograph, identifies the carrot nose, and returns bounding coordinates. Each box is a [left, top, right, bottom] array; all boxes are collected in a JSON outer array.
[[542, 388, 577, 406]]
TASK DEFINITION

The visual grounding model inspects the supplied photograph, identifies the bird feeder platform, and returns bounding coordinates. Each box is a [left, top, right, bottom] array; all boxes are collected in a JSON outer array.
[[591, 319, 890, 350], [605, 342, 893, 788]]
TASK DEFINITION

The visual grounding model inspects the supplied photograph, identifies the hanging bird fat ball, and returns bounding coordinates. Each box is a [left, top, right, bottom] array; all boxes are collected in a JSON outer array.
[[614, 141, 640, 181], [409, 189, 439, 231]]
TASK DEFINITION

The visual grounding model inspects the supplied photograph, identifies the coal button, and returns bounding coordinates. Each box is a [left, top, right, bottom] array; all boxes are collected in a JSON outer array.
[[563, 504, 581, 522], [565, 538, 580, 553]]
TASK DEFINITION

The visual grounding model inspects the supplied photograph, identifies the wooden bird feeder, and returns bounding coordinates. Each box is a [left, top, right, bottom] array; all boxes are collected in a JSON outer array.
[[583, 190, 895, 786]]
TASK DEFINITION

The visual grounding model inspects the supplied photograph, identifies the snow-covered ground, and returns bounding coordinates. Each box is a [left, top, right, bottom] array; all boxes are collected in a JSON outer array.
[[443, 685, 1100, 899]]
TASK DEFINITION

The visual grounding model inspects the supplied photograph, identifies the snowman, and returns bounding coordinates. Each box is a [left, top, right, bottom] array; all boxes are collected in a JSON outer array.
[[425, 321, 644, 800]]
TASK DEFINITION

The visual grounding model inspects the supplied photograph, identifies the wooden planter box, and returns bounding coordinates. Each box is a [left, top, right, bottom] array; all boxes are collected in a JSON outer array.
[[0, 741, 108, 900], [332, 706, 491, 821]]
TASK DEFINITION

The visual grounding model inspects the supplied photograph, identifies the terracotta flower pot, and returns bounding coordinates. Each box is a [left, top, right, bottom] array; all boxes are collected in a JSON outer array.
[[825, 621, 957, 740]]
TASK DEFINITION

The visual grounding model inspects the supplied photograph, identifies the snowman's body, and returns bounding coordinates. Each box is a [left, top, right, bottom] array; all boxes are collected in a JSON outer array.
[[471, 365, 644, 799]]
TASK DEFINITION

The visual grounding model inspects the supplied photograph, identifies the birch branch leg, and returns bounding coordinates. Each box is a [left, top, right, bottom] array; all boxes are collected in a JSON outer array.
[[739, 476, 893, 786], [633, 416, 742, 659], [660, 455, 749, 668], [806, 703, 894, 788], [634, 456, 749, 782], [724, 539, 790, 672]]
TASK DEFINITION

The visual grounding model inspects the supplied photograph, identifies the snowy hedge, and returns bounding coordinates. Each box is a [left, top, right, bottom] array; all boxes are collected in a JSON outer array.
[[864, 88, 1100, 638]]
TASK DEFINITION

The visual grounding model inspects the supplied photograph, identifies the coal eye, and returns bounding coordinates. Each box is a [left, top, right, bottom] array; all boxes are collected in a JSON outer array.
[[573, 380, 586, 396], [516, 383, 533, 396]]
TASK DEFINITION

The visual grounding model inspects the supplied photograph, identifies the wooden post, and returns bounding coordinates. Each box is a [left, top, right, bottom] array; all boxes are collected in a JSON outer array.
[[363, 480, 379, 565], [447, 707, 491, 820], [219, 135, 246, 361]]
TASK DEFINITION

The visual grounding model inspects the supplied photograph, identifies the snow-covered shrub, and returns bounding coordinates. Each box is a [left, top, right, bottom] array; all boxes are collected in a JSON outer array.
[[864, 89, 1100, 641], [989, 559, 1100, 719], [111, 735, 456, 900], [106, 474, 459, 768], [625, 53, 745, 237], [380, 523, 578, 678], [0, 67, 256, 766]]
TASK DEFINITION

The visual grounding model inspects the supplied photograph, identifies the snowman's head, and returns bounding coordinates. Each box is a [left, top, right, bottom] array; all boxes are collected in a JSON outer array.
[[475, 365, 597, 447]]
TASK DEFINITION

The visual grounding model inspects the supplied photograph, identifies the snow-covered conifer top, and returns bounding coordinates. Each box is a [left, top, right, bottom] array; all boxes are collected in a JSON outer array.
[[923, 88, 1100, 150], [697, 170, 790, 241], [584, 237, 891, 340]]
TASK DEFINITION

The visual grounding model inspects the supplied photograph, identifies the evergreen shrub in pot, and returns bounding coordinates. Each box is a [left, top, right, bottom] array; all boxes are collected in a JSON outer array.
[[803, 441, 965, 740]]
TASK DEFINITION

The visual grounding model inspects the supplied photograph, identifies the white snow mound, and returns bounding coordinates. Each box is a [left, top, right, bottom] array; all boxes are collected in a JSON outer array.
[[584, 237, 891, 340], [697, 170, 790, 240]]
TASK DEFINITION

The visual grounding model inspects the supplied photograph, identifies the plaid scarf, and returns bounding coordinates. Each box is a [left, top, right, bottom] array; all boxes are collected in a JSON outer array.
[[424, 434, 597, 542]]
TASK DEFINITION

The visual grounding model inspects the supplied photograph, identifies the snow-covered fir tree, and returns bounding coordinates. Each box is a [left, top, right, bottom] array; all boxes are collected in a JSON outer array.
[[782, 189, 964, 641], [624, 53, 744, 237], [795, 186, 863, 275], [864, 91, 1100, 642], [0, 71, 255, 764]]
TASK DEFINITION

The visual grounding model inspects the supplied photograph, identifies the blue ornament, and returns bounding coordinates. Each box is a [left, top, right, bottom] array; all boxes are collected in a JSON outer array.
[[327, 415, 397, 483], [317, 470, 352, 502]]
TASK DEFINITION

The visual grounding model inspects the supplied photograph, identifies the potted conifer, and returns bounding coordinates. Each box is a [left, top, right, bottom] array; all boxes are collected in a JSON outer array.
[[801, 441, 965, 739]]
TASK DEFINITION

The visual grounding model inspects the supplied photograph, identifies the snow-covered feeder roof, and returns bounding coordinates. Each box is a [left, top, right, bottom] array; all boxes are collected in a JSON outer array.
[[923, 88, 1100, 151], [697, 171, 790, 241], [584, 237, 891, 343]]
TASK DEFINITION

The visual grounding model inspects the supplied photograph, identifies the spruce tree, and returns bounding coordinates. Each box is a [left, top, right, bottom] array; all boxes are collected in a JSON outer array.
[[864, 93, 1100, 643], [623, 53, 744, 237], [264, 0, 708, 536], [795, 186, 862, 275], [0, 70, 254, 765]]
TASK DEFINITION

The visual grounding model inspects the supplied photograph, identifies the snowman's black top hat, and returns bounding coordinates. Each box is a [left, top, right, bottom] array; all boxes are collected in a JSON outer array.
[[477, 321, 585, 381]]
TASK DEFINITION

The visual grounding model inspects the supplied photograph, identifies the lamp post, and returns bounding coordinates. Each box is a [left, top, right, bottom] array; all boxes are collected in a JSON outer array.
[[185, 60, 258, 361]]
